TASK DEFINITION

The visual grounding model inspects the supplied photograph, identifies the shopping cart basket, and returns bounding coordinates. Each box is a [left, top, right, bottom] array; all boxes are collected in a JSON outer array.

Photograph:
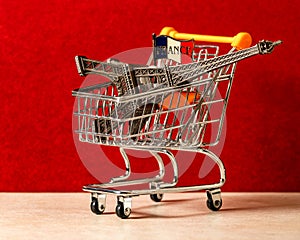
[[72, 27, 281, 218]]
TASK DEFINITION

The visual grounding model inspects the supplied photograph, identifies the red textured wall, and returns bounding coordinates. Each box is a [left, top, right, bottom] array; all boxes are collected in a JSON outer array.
[[0, 0, 299, 192]]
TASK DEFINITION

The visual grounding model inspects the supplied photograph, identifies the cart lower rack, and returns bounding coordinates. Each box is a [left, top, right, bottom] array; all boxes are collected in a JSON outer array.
[[72, 28, 281, 218]]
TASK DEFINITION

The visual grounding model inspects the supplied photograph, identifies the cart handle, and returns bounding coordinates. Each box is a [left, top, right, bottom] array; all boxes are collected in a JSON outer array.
[[160, 27, 252, 50]]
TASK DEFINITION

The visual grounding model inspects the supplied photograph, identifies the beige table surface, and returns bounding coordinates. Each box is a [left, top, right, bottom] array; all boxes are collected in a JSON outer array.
[[0, 192, 299, 240]]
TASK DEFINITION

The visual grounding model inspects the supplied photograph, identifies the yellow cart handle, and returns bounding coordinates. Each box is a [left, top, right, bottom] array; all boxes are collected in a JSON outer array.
[[160, 27, 252, 50]]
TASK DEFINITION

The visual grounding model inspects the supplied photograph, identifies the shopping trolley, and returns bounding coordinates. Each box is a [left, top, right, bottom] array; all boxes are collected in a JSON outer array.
[[72, 27, 281, 218]]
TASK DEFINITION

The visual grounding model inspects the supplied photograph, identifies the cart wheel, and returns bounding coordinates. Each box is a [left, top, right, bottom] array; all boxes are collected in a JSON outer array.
[[116, 202, 131, 219], [90, 197, 105, 215], [150, 193, 163, 202], [206, 189, 222, 211], [206, 198, 222, 211]]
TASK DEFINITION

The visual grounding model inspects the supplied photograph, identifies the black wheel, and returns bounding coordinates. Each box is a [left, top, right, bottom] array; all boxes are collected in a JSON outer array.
[[206, 198, 222, 211], [115, 203, 131, 219], [150, 193, 163, 202], [90, 197, 105, 215]]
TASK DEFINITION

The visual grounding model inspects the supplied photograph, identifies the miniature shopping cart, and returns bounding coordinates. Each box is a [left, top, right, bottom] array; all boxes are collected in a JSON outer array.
[[72, 27, 281, 218]]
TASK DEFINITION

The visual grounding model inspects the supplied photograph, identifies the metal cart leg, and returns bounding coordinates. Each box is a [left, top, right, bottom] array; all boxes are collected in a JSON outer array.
[[147, 149, 178, 202], [199, 148, 226, 186], [110, 148, 131, 182], [199, 148, 225, 211], [149, 151, 166, 181], [149, 149, 179, 189], [159, 149, 179, 188]]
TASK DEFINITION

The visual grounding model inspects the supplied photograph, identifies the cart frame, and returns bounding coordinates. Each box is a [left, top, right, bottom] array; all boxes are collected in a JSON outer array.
[[72, 28, 281, 218]]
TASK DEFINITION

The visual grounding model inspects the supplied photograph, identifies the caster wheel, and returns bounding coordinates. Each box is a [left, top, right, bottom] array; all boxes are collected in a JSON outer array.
[[90, 197, 105, 215], [150, 193, 163, 202], [206, 198, 222, 211], [116, 203, 131, 219]]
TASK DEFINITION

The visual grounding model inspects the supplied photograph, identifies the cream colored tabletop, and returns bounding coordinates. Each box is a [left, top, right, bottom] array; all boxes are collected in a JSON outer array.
[[0, 192, 299, 240]]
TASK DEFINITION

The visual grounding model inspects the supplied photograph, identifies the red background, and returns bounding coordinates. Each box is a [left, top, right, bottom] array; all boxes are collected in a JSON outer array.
[[0, 0, 299, 192]]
